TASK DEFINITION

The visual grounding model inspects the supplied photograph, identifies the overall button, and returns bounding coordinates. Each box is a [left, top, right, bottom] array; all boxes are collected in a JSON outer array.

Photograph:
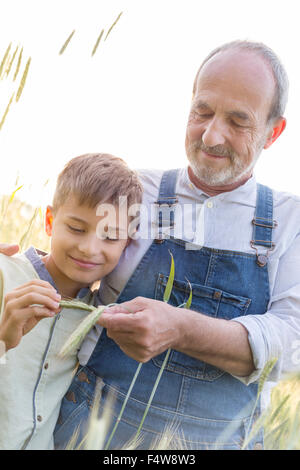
[[37, 415, 43, 422]]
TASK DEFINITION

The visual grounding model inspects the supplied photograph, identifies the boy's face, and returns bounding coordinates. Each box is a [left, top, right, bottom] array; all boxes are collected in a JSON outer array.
[[45, 195, 130, 295]]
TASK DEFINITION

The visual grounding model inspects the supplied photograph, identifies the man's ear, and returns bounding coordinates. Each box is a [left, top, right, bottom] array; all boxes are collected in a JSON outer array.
[[264, 117, 286, 149], [45, 206, 54, 237]]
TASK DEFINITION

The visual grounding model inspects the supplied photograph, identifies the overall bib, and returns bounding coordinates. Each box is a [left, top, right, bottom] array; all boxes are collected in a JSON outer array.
[[54, 169, 274, 450]]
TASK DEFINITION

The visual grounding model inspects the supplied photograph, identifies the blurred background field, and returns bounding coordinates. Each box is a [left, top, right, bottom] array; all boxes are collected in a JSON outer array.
[[0, 188, 50, 253]]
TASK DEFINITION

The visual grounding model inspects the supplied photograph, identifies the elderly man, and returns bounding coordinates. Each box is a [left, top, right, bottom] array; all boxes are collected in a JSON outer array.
[[2, 40, 300, 450]]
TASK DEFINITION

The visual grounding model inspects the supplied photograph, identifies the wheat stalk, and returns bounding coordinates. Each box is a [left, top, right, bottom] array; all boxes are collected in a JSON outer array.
[[58, 301, 118, 358], [16, 57, 31, 102], [13, 47, 23, 82], [5, 45, 19, 78], [243, 357, 278, 444], [0, 43, 12, 79], [59, 30, 75, 55], [0, 92, 15, 130], [91, 29, 104, 56], [104, 12, 123, 41]]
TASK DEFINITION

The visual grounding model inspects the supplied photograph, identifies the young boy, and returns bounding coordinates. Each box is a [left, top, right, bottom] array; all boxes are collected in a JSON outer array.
[[0, 153, 142, 450]]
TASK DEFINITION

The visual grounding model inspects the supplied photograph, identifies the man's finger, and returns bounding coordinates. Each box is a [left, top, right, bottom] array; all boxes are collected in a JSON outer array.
[[0, 243, 19, 256], [97, 311, 139, 331], [107, 297, 148, 315]]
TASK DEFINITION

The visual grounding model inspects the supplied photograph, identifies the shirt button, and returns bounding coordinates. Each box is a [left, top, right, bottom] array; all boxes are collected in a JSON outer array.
[[207, 201, 213, 208], [37, 415, 43, 422]]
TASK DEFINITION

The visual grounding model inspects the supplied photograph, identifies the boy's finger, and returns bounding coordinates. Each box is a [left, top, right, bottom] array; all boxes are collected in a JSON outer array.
[[0, 243, 19, 256], [12, 279, 57, 292], [6, 283, 61, 303], [23, 305, 58, 320], [6, 292, 61, 313]]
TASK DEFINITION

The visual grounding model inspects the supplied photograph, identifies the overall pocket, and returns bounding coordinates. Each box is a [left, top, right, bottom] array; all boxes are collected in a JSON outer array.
[[152, 273, 251, 381]]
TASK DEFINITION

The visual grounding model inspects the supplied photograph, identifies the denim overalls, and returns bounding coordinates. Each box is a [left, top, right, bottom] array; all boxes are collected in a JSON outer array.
[[54, 169, 274, 450]]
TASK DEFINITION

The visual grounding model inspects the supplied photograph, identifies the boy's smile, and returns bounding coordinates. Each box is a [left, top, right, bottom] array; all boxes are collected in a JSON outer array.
[[43, 195, 129, 298]]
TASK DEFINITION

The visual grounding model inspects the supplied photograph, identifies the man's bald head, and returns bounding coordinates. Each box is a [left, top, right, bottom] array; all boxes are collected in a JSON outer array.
[[192, 40, 289, 125]]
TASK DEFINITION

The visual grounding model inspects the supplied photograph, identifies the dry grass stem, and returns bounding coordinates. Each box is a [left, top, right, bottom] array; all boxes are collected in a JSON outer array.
[[5, 45, 19, 77], [0, 43, 12, 79], [0, 92, 15, 130], [59, 30, 75, 55], [13, 47, 23, 81], [16, 57, 31, 102], [91, 29, 104, 56], [104, 12, 123, 41]]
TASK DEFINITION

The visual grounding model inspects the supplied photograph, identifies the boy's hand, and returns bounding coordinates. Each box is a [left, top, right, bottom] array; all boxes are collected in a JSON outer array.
[[0, 279, 61, 352], [0, 243, 19, 256]]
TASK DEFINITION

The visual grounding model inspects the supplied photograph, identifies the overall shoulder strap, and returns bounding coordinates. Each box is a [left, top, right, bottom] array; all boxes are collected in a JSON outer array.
[[251, 183, 277, 265], [154, 169, 180, 243]]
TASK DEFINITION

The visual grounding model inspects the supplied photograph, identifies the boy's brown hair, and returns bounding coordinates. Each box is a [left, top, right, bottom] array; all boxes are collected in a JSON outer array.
[[52, 153, 143, 212]]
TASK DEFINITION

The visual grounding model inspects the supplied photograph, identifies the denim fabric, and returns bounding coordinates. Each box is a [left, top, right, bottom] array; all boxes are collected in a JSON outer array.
[[54, 170, 273, 450]]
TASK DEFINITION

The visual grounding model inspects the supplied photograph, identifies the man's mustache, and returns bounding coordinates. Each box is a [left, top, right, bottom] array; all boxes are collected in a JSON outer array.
[[189, 141, 235, 159]]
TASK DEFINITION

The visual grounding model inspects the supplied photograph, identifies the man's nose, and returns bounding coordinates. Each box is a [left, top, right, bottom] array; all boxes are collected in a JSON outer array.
[[201, 117, 227, 148]]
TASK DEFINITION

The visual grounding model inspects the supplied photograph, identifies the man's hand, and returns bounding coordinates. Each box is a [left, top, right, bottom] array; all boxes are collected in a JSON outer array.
[[0, 279, 61, 352], [97, 296, 255, 377], [0, 243, 19, 256], [97, 297, 184, 363]]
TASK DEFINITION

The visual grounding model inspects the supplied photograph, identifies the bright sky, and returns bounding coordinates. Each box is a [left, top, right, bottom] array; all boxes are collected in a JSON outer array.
[[0, 0, 300, 207]]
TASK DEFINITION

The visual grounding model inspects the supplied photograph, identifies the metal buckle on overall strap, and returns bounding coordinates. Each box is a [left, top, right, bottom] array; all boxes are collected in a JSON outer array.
[[154, 196, 178, 244], [250, 240, 276, 267]]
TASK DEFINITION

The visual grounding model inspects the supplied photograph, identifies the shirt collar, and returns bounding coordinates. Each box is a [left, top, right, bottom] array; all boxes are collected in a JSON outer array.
[[24, 246, 92, 299], [181, 166, 258, 207]]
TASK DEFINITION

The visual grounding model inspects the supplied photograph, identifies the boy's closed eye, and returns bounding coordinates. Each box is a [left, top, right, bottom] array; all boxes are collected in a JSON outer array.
[[67, 224, 85, 233]]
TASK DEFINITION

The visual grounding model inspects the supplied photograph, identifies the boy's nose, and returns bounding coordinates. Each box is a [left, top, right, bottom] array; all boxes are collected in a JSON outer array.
[[77, 235, 104, 260]]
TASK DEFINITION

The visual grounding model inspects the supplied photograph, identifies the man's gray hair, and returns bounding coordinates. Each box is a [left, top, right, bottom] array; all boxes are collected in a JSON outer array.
[[192, 40, 289, 124]]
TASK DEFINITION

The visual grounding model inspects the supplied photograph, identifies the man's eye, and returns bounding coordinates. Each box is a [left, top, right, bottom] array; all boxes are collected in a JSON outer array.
[[195, 112, 212, 119], [231, 120, 244, 128], [67, 225, 84, 233]]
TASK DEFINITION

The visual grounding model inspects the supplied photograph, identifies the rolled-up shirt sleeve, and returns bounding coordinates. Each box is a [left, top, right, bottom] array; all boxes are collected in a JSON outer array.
[[231, 232, 300, 385]]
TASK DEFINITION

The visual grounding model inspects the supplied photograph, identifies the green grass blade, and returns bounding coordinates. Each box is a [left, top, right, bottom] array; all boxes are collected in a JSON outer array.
[[163, 251, 174, 303], [132, 348, 171, 447], [105, 362, 143, 450], [184, 278, 192, 309], [9, 185, 23, 203]]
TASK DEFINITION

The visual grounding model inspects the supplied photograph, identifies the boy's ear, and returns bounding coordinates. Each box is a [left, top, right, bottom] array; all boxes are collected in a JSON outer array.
[[45, 206, 54, 237]]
